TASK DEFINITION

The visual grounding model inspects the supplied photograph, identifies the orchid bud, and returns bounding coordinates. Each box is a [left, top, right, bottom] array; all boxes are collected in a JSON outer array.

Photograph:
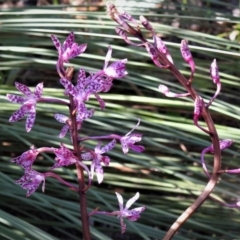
[[193, 96, 209, 134], [180, 40, 195, 78], [119, 8, 139, 25], [210, 59, 220, 84], [145, 43, 168, 68], [181, 40, 192, 63], [139, 16, 153, 31], [209, 139, 233, 153], [219, 139, 233, 150], [154, 35, 173, 64], [202, 139, 234, 178], [206, 59, 221, 108], [194, 96, 203, 118], [116, 27, 128, 40]]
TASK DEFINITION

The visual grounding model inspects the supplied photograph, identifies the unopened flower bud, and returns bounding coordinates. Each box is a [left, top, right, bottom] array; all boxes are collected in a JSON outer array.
[[180, 40, 195, 77], [139, 16, 153, 31], [209, 139, 233, 153], [145, 43, 168, 68], [180, 39, 192, 63], [193, 96, 209, 134], [116, 27, 127, 39], [194, 96, 203, 117], [154, 35, 173, 64], [210, 59, 220, 84], [206, 59, 221, 108], [119, 8, 138, 25]]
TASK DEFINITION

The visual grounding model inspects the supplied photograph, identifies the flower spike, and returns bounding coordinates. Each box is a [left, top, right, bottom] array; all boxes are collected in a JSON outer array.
[[6, 82, 43, 132]]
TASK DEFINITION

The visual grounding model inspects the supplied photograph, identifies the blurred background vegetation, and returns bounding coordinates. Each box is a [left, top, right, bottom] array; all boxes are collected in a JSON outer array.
[[1, 0, 240, 239]]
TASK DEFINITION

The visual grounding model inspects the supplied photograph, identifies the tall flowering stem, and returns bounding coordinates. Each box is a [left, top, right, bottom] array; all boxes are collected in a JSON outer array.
[[107, 3, 222, 239], [7, 28, 145, 237], [61, 66, 91, 238]]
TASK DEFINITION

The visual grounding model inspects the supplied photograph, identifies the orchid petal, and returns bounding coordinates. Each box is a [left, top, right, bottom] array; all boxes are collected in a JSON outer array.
[[15, 82, 32, 96], [125, 192, 139, 210], [116, 192, 124, 211]]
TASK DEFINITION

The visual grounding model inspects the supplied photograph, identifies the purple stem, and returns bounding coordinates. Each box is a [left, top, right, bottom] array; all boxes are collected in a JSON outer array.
[[209, 195, 240, 208], [206, 82, 221, 108], [79, 134, 121, 142], [201, 147, 211, 178], [44, 172, 78, 192], [193, 116, 211, 134], [38, 97, 69, 105], [220, 168, 240, 174]]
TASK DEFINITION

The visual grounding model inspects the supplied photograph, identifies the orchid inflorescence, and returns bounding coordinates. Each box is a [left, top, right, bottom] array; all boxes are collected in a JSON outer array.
[[7, 31, 145, 234], [7, 2, 240, 238], [106, 2, 240, 239]]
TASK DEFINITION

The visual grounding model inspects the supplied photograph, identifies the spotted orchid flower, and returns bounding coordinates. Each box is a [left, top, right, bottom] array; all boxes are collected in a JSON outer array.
[[81, 140, 116, 184], [89, 192, 145, 234], [10, 146, 39, 170], [6, 82, 43, 132], [120, 119, 145, 154], [15, 169, 46, 197], [51, 32, 87, 63], [115, 192, 146, 234], [52, 143, 91, 184], [103, 46, 128, 79], [60, 68, 112, 110], [52, 143, 79, 169], [54, 106, 94, 138]]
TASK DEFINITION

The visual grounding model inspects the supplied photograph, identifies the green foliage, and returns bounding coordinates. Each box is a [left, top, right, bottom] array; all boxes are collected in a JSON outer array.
[[1, 1, 240, 239]]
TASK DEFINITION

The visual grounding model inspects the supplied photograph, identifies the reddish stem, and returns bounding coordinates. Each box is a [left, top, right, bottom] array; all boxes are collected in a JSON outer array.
[[65, 67, 91, 240]]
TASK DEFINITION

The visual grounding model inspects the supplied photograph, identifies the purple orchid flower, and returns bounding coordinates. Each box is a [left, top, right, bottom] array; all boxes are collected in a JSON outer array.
[[81, 140, 116, 184], [52, 143, 91, 184], [54, 106, 94, 138], [10, 146, 39, 170], [89, 192, 145, 234], [6, 82, 43, 132], [15, 169, 46, 197], [60, 68, 112, 110], [120, 119, 145, 154], [115, 192, 146, 234], [103, 46, 128, 79], [51, 32, 87, 63]]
